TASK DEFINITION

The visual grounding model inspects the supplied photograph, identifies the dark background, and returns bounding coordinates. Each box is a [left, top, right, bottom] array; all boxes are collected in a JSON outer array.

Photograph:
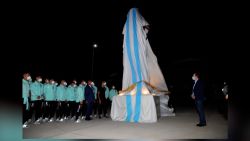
[[16, 0, 232, 107], [1, 1, 247, 141]]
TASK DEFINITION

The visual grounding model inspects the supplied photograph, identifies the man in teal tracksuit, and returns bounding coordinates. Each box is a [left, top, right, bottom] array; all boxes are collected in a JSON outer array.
[[109, 85, 118, 101], [108, 85, 118, 115], [75, 80, 86, 123], [22, 73, 32, 128], [66, 81, 77, 120], [41, 78, 49, 121], [44, 79, 57, 122], [30, 76, 43, 124], [56, 80, 67, 122]]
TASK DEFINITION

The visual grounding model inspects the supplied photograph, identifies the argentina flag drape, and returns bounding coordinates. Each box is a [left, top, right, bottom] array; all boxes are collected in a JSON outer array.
[[121, 8, 168, 122]]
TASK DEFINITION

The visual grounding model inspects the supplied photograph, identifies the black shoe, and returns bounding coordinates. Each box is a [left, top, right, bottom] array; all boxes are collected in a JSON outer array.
[[196, 123, 206, 127], [99, 116, 102, 119], [85, 117, 92, 121]]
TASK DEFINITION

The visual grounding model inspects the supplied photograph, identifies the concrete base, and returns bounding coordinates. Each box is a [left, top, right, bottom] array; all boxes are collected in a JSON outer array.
[[154, 95, 175, 117]]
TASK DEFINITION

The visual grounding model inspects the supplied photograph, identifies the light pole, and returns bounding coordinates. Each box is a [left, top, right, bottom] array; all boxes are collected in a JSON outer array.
[[91, 43, 98, 80]]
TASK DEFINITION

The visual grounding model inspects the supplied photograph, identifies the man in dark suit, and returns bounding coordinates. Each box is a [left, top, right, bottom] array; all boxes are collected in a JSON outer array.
[[84, 80, 95, 120], [98, 81, 108, 118], [191, 72, 206, 127]]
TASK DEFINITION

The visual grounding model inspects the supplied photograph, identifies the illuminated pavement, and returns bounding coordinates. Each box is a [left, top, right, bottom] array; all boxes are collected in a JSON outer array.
[[23, 107, 227, 139]]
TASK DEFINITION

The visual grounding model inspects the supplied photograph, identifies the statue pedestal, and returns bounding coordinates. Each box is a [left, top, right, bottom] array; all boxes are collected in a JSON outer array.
[[153, 95, 175, 118]]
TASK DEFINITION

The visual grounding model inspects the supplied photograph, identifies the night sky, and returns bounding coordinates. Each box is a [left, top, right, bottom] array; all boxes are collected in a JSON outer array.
[[17, 1, 231, 105]]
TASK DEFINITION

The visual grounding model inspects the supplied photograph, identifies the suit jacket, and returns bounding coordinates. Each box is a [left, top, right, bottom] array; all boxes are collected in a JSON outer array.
[[193, 80, 205, 101], [84, 85, 95, 102], [98, 87, 107, 101]]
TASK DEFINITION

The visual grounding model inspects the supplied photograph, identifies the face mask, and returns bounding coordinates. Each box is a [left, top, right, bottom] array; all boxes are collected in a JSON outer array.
[[103, 82, 106, 85], [38, 78, 42, 82], [64, 82, 67, 86], [51, 81, 55, 84], [73, 84, 76, 87], [91, 82, 94, 85], [112, 87, 115, 89], [55, 83, 58, 86], [83, 82, 86, 85], [27, 76, 31, 80], [192, 76, 195, 80]]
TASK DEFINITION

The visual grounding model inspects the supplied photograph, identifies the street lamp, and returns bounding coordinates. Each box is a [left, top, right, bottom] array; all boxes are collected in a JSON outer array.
[[91, 43, 98, 80]]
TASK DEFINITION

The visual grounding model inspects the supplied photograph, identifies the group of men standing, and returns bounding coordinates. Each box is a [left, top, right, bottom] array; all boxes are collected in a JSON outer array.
[[22, 73, 118, 128]]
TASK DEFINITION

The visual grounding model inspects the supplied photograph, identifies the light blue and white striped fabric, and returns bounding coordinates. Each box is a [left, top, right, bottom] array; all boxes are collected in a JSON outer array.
[[120, 8, 168, 122]]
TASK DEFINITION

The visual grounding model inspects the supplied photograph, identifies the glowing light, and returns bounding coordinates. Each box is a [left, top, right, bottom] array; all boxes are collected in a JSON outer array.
[[93, 44, 98, 48], [142, 87, 149, 94], [119, 93, 125, 96], [130, 89, 136, 95]]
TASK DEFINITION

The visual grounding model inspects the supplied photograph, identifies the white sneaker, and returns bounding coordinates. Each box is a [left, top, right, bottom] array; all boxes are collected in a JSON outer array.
[[71, 116, 75, 120], [43, 118, 48, 122], [22, 124, 29, 128], [60, 118, 64, 122], [48, 118, 53, 122], [23, 121, 28, 128], [81, 116, 85, 119], [38, 117, 43, 121], [56, 118, 60, 121], [34, 120, 40, 124], [75, 119, 81, 123], [64, 116, 67, 120], [94, 115, 97, 118]]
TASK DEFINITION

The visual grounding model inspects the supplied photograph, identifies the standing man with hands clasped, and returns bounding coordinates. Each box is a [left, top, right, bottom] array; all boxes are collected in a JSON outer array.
[[191, 72, 207, 127]]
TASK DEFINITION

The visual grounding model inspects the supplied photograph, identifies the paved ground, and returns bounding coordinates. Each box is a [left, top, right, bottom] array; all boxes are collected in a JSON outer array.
[[23, 107, 228, 139]]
